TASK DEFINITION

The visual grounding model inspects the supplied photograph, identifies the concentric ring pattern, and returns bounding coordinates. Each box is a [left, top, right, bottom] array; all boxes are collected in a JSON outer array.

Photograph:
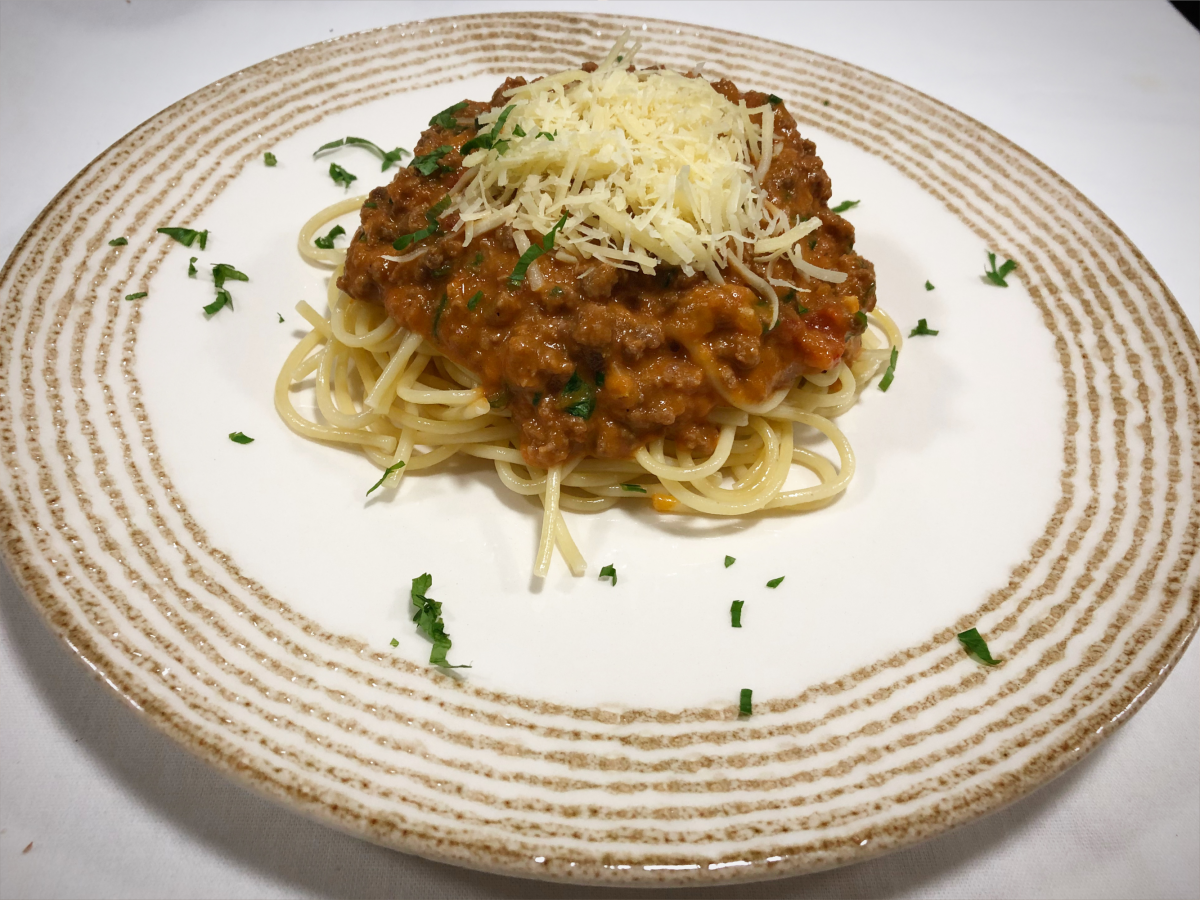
[[1, 12, 1197, 886]]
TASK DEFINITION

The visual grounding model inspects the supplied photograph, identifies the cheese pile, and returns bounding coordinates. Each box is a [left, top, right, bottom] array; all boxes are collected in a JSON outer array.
[[450, 33, 818, 291]]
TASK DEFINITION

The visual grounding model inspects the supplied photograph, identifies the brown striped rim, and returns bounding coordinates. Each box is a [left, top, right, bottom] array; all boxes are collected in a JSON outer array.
[[0, 11, 1196, 885]]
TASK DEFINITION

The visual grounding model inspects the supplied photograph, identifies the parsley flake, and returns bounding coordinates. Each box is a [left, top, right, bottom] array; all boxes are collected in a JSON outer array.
[[366, 460, 406, 496], [739, 688, 753, 717], [277, 313, 284, 323], [535, 130, 556, 141], [766, 576, 784, 588], [228, 431, 253, 444], [211, 263, 248, 289], [204, 290, 232, 316], [410, 573, 469, 668], [879, 346, 899, 391], [124, 292, 147, 301], [389, 637, 399, 647], [984, 251, 1018, 287], [431, 292, 448, 337], [328, 162, 357, 187], [392, 195, 451, 252], [925, 280, 935, 291], [831, 200, 860, 213], [620, 483, 647, 493], [315, 136, 409, 171], [512, 124, 527, 138], [187, 257, 197, 277], [957, 627, 1002, 666], [724, 555, 735, 568], [466, 290, 483, 311], [428, 101, 468, 130], [108, 237, 128, 246], [909, 318, 939, 337], [410, 145, 453, 176], [559, 371, 596, 419], [599, 564, 617, 586], [263, 152, 277, 166], [460, 105, 515, 155], [731, 600, 744, 628], [157, 227, 208, 249], [313, 224, 345, 249], [767, 94, 783, 105], [471, 251, 484, 266], [509, 213, 568, 286]]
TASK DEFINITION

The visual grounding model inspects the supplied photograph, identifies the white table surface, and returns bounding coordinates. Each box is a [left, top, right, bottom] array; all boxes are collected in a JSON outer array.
[[1, 2, 1196, 898]]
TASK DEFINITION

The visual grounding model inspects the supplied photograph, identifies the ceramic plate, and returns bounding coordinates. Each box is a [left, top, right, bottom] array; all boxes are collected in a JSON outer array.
[[1, 11, 1196, 887]]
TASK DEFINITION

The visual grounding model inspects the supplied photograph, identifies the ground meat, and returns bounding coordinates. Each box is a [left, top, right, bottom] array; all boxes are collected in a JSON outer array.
[[338, 70, 877, 467]]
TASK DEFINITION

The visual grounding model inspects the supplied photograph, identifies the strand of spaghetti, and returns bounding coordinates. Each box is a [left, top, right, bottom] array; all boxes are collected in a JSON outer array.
[[330, 291, 398, 348], [551, 510, 587, 575], [296, 300, 333, 337], [633, 425, 737, 480], [658, 418, 792, 513], [558, 494, 618, 513], [764, 409, 856, 506], [404, 426, 519, 445], [365, 330, 424, 410], [399, 445, 459, 471], [387, 407, 509, 434], [298, 196, 366, 266], [315, 343, 382, 429], [534, 464, 564, 577]]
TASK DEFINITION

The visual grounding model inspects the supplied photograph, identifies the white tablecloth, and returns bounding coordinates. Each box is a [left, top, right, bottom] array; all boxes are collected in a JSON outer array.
[[1, 2, 1196, 897]]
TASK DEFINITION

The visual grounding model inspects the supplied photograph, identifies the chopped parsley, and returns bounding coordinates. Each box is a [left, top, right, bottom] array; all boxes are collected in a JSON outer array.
[[909, 318, 939, 336], [766, 576, 784, 588], [512, 124, 527, 138], [984, 251, 1018, 287], [535, 131, 556, 141], [620, 483, 647, 493], [738, 688, 753, 717], [559, 371, 596, 419], [823, 99, 830, 106], [957, 627, 1002, 666], [831, 200, 860, 213], [508, 213, 568, 286], [853, 310, 869, 334], [124, 292, 147, 301], [925, 280, 935, 291], [392, 195, 451, 251], [363, 201, 377, 209], [428, 101, 468, 130], [366, 460, 406, 496], [467, 290, 483, 311], [389, 637, 399, 647], [315, 136, 409, 171], [228, 431, 253, 444], [328, 162, 357, 187], [211, 263, 249, 289], [599, 564, 617, 586], [460, 105, 515, 155], [108, 237, 128, 246], [157, 227, 208, 249], [730, 600, 744, 627], [410, 145, 453, 176], [432, 292, 448, 337], [277, 313, 284, 323], [879, 346, 899, 391], [410, 573, 469, 668], [313, 224, 345, 249], [263, 152, 277, 166], [724, 555, 735, 568], [471, 251, 484, 266], [187, 257, 198, 277], [549, 286, 564, 297], [488, 389, 510, 409], [767, 94, 783, 106], [203, 290, 232, 315]]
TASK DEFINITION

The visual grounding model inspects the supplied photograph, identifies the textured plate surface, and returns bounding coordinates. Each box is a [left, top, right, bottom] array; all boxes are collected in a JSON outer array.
[[0, 11, 1196, 886]]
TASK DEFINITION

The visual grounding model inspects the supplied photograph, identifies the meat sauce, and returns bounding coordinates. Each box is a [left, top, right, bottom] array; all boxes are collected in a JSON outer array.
[[338, 74, 877, 468]]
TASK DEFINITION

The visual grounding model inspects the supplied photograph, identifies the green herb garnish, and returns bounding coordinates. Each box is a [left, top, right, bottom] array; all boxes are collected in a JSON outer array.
[[957, 627, 1002, 666], [909, 318, 939, 336], [315, 136, 409, 171], [389, 637, 399, 647], [489, 390, 510, 409], [831, 200, 860, 213], [508, 213, 568, 286], [766, 576, 784, 588], [549, 286, 564, 297], [392, 195, 451, 252], [512, 124, 527, 138], [620, 483, 647, 493], [410, 145, 453, 176], [535, 131, 556, 141], [363, 201, 377, 209], [366, 460, 406, 496], [599, 564, 617, 586], [767, 94, 783, 106], [124, 292, 147, 301], [313, 224, 345, 249], [467, 290, 483, 311], [264, 152, 277, 167], [879, 346, 899, 391], [428, 101, 468, 130], [460, 105, 515, 155], [108, 237, 128, 246], [560, 370, 596, 419], [157, 227, 208, 249], [924, 280, 934, 291], [328, 162, 357, 187], [277, 313, 284, 323], [410, 573, 469, 668], [724, 555, 735, 568], [203, 290, 232, 315], [471, 251, 484, 266], [739, 688, 753, 717], [187, 257, 197, 277], [731, 600, 744, 628], [228, 431, 253, 444], [432, 292, 448, 337], [853, 310, 869, 333], [211, 263, 249, 289], [984, 251, 1017, 287]]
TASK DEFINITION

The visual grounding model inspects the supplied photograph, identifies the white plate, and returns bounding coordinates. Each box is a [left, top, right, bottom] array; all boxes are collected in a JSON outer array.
[[1, 12, 1196, 886]]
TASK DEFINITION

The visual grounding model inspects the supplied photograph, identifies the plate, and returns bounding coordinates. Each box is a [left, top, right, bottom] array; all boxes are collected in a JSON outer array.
[[0, 11, 1196, 887]]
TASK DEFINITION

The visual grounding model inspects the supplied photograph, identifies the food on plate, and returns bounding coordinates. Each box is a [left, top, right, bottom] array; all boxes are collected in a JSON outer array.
[[276, 33, 901, 576]]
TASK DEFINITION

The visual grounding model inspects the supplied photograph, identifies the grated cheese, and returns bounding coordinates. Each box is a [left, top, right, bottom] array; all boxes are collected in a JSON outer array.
[[450, 31, 834, 315]]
